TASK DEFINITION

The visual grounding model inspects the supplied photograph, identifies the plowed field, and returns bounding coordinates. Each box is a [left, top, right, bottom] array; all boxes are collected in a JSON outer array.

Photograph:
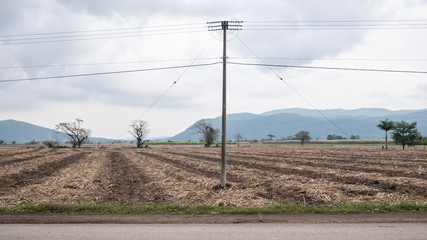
[[1, 145, 426, 207]]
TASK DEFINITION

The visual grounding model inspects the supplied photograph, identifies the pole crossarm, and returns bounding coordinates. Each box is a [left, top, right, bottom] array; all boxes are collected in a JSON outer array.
[[207, 21, 243, 31]]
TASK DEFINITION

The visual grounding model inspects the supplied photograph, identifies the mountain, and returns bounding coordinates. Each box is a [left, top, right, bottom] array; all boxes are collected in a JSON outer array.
[[261, 108, 421, 118], [0, 119, 116, 143], [3, 108, 427, 143], [166, 108, 427, 141]]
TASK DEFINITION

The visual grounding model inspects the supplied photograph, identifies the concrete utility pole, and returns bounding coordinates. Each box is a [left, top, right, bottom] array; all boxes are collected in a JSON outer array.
[[220, 20, 228, 188], [207, 20, 242, 188]]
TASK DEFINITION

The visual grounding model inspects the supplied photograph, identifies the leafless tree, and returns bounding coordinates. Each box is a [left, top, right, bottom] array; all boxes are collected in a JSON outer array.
[[234, 133, 243, 147], [191, 120, 219, 147], [51, 130, 65, 146], [55, 118, 91, 148], [129, 120, 150, 148]]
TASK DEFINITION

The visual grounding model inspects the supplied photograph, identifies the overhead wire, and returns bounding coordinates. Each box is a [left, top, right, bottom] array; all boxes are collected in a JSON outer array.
[[115, 36, 217, 139], [0, 22, 206, 38], [0, 61, 221, 83], [233, 33, 351, 138], [0, 29, 206, 45], [0, 27, 206, 42], [2, 19, 426, 45], [227, 62, 427, 74], [229, 57, 427, 62], [0, 57, 220, 69], [243, 19, 427, 30], [0, 23, 207, 45]]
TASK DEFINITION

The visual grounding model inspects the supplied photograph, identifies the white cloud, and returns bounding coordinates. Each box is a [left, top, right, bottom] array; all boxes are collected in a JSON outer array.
[[1, 0, 426, 138]]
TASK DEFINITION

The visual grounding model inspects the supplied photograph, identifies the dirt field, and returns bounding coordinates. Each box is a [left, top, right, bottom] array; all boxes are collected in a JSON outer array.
[[0, 144, 426, 207]]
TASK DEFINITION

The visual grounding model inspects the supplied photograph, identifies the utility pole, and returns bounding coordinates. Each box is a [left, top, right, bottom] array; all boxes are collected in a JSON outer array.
[[221, 21, 228, 188], [207, 20, 242, 188]]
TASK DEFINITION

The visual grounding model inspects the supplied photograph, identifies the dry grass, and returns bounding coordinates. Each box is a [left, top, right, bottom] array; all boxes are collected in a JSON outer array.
[[1, 144, 426, 207]]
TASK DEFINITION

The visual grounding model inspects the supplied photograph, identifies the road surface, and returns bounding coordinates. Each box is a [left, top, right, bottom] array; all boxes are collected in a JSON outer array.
[[1, 223, 427, 240]]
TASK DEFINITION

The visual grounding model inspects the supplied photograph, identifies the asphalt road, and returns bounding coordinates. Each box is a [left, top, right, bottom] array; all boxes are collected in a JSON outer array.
[[1, 223, 427, 240]]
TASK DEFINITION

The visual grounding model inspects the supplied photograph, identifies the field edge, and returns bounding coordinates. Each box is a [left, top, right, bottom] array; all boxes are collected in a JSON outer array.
[[1, 202, 426, 215]]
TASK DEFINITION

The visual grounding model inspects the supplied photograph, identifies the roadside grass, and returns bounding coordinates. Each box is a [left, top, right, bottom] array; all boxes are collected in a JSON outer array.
[[1, 202, 425, 215]]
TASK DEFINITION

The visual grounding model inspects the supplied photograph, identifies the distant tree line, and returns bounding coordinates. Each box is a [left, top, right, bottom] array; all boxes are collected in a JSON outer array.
[[3, 117, 424, 150], [377, 119, 422, 149]]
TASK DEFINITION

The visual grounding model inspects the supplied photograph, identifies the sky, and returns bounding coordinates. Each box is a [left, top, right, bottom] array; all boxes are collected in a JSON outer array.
[[1, 0, 426, 139]]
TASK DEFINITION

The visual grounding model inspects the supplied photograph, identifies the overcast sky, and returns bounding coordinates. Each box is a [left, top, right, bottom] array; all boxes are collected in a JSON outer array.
[[1, 0, 426, 139]]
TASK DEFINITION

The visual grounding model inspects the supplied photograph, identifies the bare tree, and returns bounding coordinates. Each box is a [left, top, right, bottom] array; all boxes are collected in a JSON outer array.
[[234, 133, 243, 147], [55, 119, 91, 148], [129, 120, 150, 148], [294, 130, 311, 145], [191, 120, 219, 147], [52, 130, 65, 146]]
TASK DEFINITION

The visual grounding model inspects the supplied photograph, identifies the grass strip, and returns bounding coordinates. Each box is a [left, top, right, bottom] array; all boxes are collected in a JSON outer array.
[[0, 202, 426, 215]]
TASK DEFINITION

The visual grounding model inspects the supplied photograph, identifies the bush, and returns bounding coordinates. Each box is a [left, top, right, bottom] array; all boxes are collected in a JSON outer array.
[[42, 140, 56, 148]]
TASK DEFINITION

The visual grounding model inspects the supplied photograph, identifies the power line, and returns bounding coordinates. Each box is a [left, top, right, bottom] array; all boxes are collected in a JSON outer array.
[[243, 19, 427, 30], [0, 57, 220, 69], [0, 29, 206, 45], [2, 19, 424, 39], [0, 26, 206, 43], [228, 62, 427, 74], [116, 36, 216, 139], [229, 57, 427, 62], [3, 19, 426, 45], [0, 22, 206, 38], [245, 19, 427, 23], [2, 57, 424, 70], [234, 34, 351, 138], [245, 27, 427, 31], [0, 62, 221, 83]]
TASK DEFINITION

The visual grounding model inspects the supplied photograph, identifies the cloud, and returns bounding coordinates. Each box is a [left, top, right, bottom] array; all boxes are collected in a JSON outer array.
[[1, 0, 427, 138]]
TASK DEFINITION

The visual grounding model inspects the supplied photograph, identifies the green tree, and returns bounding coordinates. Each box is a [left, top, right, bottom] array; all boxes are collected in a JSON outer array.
[[350, 135, 360, 140], [392, 121, 419, 149], [377, 118, 395, 149], [267, 134, 275, 141], [327, 134, 345, 140], [191, 120, 219, 147], [294, 131, 311, 145]]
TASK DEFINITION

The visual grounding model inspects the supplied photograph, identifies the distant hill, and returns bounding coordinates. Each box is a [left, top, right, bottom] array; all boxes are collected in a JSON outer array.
[[2, 108, 427, 143], [261, 108, 421, 118], [0, 119, 116, 143], [165, 108, 427, 142]]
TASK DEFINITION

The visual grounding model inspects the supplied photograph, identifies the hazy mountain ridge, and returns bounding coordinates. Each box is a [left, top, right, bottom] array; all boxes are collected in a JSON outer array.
[[0, 119, 116, 143], [167, 108, 427, 142], [1, 108, 426, 143]]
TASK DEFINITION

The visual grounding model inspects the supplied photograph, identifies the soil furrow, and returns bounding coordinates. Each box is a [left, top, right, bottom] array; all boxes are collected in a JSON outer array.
[[159, 150, 380, 203], [137, 151, 220, 180], [0, 147, 45, 158], [165, 151, 427, 198], [99, 151, 165, 204], [1, 150, 66, 166], [229, 150, 427, 169], [0, 152, 87, 195], [227, 152, 427, 180]]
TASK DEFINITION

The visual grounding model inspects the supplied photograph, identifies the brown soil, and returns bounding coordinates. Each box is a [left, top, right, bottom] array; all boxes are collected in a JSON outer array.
[[0, 144, 426, 207]]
